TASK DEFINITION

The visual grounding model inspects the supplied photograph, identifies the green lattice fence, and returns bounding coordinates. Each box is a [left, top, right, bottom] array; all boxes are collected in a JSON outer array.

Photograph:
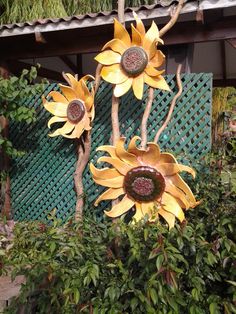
[[9, 73, 212, 221]]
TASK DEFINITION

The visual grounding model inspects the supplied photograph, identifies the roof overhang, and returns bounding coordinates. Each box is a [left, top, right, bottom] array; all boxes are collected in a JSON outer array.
[[0, 0, 235, 38]]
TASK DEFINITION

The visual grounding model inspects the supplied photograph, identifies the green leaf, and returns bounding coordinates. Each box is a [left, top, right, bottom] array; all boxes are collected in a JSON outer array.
[[209, 302, 220, 314], [73, 288, 80, 304], [156, 254, 164, 271], [149, 288, 158, 305]]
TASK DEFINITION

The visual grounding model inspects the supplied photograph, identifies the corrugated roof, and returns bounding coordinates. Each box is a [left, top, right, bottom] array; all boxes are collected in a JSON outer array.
[[0, 0, 235, 37]]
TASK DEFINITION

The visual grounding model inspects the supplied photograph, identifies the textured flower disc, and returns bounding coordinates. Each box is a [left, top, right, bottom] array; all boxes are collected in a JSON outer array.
[[67, 100, 85, 124], [121, 47, 148, 76], [124, 166, 165, 202]]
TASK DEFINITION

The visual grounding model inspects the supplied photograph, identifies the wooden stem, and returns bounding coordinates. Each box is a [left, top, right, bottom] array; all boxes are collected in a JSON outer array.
[[154, 64, 183, 143], [140, 88, 154, 149], [94, 64, 102, 95], [74, 132, 91, 221], [159, 0, 185, 37], [111, 91, 120, 145], [118, 0, 125, 25]]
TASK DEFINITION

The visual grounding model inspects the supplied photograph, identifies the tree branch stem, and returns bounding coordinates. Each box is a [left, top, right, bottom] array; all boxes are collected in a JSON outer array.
[[140, 88, 154, 149], [154, 64, 183, 143]]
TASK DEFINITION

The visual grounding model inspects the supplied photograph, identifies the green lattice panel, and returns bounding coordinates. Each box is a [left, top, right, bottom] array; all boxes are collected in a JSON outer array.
[[10, 73, 212, 221]]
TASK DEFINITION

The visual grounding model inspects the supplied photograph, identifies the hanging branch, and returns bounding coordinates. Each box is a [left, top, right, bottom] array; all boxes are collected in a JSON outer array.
[[94, 63, 102, 95], [139, 0, 185, 148], [74, 131, 91, 221], [159, 0, 185, 37], [154, 64, 183, 143], [140, 88, 154, 149], [117, 0, 125, 25]]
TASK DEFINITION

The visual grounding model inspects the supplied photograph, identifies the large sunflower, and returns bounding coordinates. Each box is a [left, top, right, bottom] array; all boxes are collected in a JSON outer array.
[[90, 136, 199, 228], [43, 73, 95, 138], [95, 12, 170, 100]]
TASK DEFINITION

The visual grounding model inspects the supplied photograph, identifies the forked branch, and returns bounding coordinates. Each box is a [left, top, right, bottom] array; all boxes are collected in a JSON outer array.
[[74, 131, 91, 221], [154, 64, 183, 143], [159, 0, 185, 37]]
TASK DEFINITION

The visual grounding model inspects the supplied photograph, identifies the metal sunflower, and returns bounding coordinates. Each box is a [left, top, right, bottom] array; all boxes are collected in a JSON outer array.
[[90, 136, 199, 228], [43, 73, 95, 139], [95, 12, 170, 100]]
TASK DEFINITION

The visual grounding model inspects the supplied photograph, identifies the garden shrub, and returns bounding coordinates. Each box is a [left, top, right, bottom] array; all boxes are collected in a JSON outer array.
[[2, 162, 236, 314]]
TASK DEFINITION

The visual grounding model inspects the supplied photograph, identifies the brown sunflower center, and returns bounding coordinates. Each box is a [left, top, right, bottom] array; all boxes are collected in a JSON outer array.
[[67, 100, 85, 124], [124, 166, 165, 202], [121, 47, 148, 76]]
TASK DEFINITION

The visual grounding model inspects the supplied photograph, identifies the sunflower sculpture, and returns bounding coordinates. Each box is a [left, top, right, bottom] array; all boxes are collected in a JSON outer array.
[[90, 136, 199, 228], [43, 73, 95, 138], [95, 12, 170, 100]]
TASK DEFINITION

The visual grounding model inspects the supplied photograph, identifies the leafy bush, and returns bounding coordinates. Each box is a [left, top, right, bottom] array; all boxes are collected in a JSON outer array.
[[2, 164, 236, 314], [0, 67, 47, 157]]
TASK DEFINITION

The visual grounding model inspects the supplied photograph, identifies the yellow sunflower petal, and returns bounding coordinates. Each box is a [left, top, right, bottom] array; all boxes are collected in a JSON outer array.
[[114, 18, 131, 47], [104, 195, 134, 218], [132, 74, 144, 100], [144, 74, 171, 92], [97, 156, 132, 175], [143, 21, 160, 51], [158, 152, 178, 164], [81, 74, 95, 83], [84, 115, 92, 131], [142, 143, 161, 166], [158, 207, 175, 229], [96, 145, 117, 158], [93, 176, 124, 188], [169, 174, 198, 206], [165, 183, 190, 209], [157, 163, 195, 177], [114, 78, 133, 98], [84, 93, 94, 112], [47, 116, 67, 128], [133, 11, 145, 37], [149, 50, 165, 68], [77, 79, 92, 103], [89, 103, 95, 121], [102, 38, 126, 54], [161, 192, 185, 222], [101, 64, 128, 85], [59, 84, 77, 102], [147, 40, 157, 60], [115, 137, 139, 166], [141, 202, 155, 216], [95, 50, 121, 65], [48, 121, 75, 137], [127, 136, 145, 157], [145, 65, 165, 77], [63, 73, 77, 88], [90, 163, 121, 180], [132, 202, 144, 221], [44, 101, 67, 117], [94, 187, 125, 206], [61, 117, 86, 139], [131, 23, 142, 46], [48, 91, 68, 103]]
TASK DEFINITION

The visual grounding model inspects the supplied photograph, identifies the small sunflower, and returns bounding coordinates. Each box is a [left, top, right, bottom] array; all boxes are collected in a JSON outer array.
[[95, 12, 170, 100], [43, 73, 95, 139], [90, 136, 199, 228]]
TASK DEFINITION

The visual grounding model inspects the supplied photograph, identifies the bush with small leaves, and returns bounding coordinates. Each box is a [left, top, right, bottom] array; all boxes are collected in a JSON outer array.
[[3, 163, 236, 314]]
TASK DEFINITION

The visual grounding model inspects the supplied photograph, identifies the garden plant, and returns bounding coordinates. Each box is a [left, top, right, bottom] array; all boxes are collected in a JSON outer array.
[[0, 1, 235, 313]]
